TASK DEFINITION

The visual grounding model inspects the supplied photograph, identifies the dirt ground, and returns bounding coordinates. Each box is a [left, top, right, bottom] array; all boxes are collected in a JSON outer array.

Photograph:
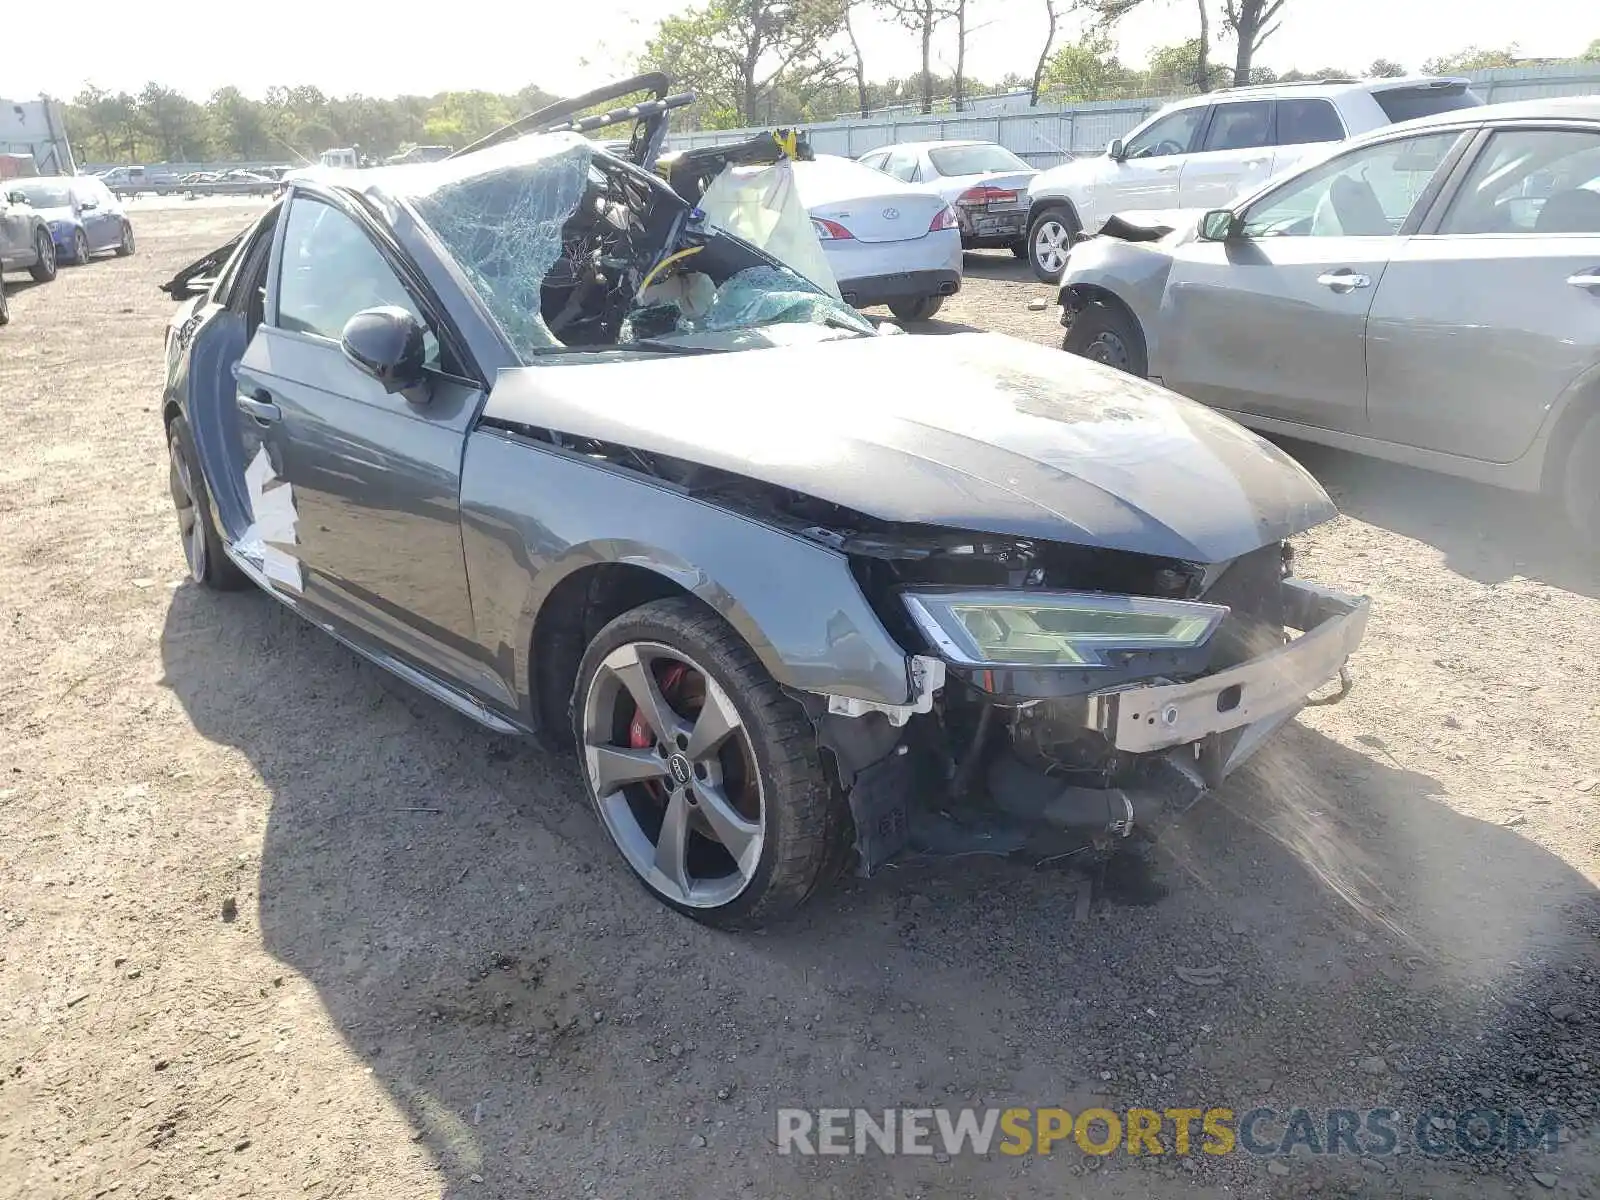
[[2, 203, 1599, 1200]]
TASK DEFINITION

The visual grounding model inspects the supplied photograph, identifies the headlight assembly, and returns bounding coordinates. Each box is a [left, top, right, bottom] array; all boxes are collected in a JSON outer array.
[[902, 589, 1228, 667]]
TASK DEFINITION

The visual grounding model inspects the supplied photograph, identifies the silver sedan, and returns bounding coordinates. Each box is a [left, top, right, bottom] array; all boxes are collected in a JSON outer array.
[[1056, 96, 1600, 548]]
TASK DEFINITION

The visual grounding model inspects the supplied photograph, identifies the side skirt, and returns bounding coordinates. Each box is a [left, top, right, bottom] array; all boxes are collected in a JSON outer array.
[[224, 546, 527, 737]]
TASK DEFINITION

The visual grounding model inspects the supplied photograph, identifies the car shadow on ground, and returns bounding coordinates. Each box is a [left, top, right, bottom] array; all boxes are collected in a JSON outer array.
[[160, 583, 1600, 1198], [1278, 436, 1600, 600], [961, 248, 1036, 282]]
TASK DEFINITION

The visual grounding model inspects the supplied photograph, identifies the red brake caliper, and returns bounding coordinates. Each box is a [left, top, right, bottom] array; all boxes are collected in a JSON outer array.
[[628, 663, 689, 753], [629, 663, 689, 804]]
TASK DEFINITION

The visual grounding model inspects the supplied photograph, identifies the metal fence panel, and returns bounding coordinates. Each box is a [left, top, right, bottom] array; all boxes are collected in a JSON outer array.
[[666, 64, 1600, 159]]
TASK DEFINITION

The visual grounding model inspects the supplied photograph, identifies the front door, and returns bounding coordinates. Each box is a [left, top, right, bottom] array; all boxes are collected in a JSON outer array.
[[1367, 125, 1600, 460], [238, 190, 492, 698], [1087, 105, 1210, 228], [1160, 129, 1464, 434]]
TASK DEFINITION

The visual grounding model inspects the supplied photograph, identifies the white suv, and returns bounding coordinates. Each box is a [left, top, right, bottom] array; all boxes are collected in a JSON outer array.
[[1024, 76, 1480, 280]]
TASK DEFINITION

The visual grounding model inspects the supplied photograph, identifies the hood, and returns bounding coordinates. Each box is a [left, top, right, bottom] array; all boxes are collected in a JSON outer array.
[[483, 331, 1336, 563]]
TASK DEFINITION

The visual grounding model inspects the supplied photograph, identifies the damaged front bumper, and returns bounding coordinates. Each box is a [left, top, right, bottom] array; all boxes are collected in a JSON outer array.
[[815, 576, 1369, 876], [1087, 579, 1369, 783]]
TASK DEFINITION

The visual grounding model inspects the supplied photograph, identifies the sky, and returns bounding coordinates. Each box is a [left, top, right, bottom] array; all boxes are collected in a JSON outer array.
[[3, 0, 1593, 105]]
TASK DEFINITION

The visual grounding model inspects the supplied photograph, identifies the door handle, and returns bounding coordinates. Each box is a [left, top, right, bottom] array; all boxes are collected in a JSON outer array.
[[236, 389, 281, 423], [1243, 157, 1269, 167], [1316, 271, 1371, 292], [1567, 272, 1600, 291]]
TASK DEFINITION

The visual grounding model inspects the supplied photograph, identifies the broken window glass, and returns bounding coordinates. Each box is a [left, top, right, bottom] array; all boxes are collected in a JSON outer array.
[[405, 133, 595, 358]]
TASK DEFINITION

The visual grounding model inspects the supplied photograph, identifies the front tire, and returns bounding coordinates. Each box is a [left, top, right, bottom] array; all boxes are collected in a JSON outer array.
[[1063, 298, 1148, 377], [168, 414, 247, 590], [28, 230, 56, 282], [1027, 204, 1080, 282], [572, 597, 842, 927], [0, 284, 9, 326], [69, 229, 91, 266], [1561, 411, 1600, 552], [888, 295, 945, 322], [116, 222, 135, 256]]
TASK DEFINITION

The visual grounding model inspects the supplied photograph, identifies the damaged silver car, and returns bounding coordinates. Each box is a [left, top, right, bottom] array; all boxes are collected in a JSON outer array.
[[159, 76, 1369, 926]]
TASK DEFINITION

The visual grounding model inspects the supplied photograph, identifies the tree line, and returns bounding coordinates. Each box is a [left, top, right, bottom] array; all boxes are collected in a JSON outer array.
[[61, 4, 1600, 162], [65, 83, 558, 165]]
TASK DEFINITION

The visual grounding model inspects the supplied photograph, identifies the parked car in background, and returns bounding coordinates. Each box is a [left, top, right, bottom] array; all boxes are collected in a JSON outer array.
[[1024, 75, 1482, 280], [0, 187, 59, 282], [156, 99, 1367, 926], [100, 165, 153, 198], [1055, 95, 1600, 546], [858, 140, 1041, 254], [793, 154, 962, 321], [8, 175, 134, 264]]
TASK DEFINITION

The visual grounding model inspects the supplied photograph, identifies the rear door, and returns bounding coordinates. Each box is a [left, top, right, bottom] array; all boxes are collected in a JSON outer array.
[[1366, 123, 1600, 460], [1270, 96, 1347, 175], [1160, 129, 1465, 433], [1178, 99, 1278, 210], [237, 188, 494, 697]]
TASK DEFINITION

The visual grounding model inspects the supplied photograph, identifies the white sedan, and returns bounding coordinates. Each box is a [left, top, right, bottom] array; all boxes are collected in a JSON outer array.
[[858, 140, 1041, 254], [791, 155, 962, 322]]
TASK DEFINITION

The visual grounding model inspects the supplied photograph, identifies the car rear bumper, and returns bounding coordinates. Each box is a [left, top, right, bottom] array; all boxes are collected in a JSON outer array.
[[837, 268, 962, 308], [1085, 578, 1370, 778], [957, 206, 1027, 245]]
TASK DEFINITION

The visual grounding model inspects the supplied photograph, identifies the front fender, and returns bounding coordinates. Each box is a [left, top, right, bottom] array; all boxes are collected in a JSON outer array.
[[1057, 237, 1176, 373], [459, 430, 915, 722]]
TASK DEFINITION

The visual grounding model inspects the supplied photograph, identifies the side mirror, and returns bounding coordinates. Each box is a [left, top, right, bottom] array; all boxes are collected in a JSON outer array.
[[341, 306, 427, 394], [1200, 209, 1240, 241], [79, 199, 99, 212], [1106, 139, 1125, 161], [5, 191, 24, 205]]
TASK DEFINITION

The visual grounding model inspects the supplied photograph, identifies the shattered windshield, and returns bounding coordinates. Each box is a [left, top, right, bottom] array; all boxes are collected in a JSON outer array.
[[389, 132, 872, 362]]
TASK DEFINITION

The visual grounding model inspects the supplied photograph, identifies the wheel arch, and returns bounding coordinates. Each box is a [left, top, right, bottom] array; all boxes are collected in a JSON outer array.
[[1065, 283, 1150, 371], [1026, 193, 1083, 233], [1538, 366, 1600, 497]]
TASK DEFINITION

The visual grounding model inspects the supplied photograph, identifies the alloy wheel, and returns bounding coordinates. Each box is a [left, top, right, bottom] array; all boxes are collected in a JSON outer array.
[[38, 233, 55, 275], [121, 223, 135, 254], [168, 434, 208, 582], [74, 231, 89, 264], [581, 641, 765, 909], [1033, 219, 1070, 276]]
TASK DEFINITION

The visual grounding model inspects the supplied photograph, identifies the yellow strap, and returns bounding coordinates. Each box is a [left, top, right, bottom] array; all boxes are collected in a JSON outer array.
[[637, 244, 704, 295]]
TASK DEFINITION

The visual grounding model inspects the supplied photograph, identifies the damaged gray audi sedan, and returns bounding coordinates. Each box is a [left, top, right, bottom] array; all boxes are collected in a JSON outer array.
[[159, 80, 1369, 926]]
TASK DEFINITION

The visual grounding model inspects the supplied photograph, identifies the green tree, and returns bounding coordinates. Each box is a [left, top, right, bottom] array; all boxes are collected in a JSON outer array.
[[208, 87, 272, 158], [1368, 57, 1406, 77], [1422, 44, 1519, 73], [642, 0, 847, 128], [138, 84, 208, 161], [1042, 27, 1128, 101], [1146, 38, 1228, 92], [1582, 38, 1600, 63], [873, 0, 950, 113]]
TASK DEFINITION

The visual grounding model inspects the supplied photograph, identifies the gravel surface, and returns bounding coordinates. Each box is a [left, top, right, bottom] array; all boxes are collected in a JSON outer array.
[[2, 210, 1598, 1200]]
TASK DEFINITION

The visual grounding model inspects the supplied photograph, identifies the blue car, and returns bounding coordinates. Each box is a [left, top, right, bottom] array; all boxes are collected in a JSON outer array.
[[8, 175, 135, 265]]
